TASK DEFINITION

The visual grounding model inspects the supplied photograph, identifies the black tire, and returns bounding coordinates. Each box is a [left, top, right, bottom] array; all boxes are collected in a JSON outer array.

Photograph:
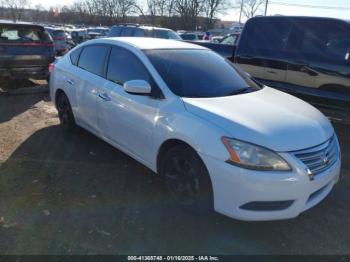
[[56, 92, 76, 131], [160, 144, 213, 214]]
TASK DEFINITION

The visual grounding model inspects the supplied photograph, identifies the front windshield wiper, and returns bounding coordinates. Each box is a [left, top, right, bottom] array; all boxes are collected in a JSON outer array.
[[227, 87, 257, 96]]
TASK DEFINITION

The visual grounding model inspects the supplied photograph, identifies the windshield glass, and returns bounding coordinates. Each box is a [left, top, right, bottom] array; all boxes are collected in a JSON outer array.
[[145, 49, 262, 98], [154, 29, 181, 40]]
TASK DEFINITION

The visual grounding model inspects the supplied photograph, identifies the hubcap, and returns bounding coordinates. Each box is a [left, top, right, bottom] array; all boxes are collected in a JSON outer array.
[[164, 156, 200, 205]]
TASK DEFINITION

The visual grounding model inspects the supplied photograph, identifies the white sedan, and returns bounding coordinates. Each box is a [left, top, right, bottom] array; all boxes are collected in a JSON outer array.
[[50, 37, 341, 221]]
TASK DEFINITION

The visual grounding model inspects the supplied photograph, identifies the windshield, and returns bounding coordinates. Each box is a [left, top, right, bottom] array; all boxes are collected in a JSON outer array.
[[154, 29, 181, 40], [145, 49, 261, 98]]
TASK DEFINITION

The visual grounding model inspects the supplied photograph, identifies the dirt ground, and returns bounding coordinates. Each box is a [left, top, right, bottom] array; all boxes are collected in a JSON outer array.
[[0, 82, 349, 255]]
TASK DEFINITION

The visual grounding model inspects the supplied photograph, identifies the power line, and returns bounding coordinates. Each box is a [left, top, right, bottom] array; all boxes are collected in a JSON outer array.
[[270, 1, 350, 10]]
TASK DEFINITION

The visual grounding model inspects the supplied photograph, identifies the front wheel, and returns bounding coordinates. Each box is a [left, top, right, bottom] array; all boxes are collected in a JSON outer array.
[[56, 92, 76, 131], [161, 145, 213, 214]]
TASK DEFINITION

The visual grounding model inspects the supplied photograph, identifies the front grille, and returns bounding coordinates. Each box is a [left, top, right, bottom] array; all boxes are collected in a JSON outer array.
[[294, 136, 339, 176]]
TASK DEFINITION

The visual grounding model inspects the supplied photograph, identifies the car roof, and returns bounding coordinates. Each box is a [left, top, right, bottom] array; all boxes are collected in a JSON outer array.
[[96, 37, 207, 50], [250, 16, 349, 24], [0, 21, 44, 29], [112, 24, 172, 31]]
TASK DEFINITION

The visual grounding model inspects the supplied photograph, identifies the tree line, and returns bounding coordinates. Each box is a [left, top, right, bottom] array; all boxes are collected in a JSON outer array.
[[0, 0, 266, 30]]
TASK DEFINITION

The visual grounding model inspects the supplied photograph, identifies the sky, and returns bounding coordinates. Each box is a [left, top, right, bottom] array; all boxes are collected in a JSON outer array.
[[29, 0, 350, 22]]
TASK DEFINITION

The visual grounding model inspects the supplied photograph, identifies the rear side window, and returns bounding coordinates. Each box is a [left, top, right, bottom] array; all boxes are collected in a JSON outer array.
[[70, 47, 82, 66], [107, 47, 150, 85], [0, 25, 50, 42], [78, 45, 109, 76]]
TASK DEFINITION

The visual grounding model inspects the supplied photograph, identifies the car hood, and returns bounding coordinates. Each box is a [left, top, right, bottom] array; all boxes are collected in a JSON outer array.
[[182, 87, 334, 152]]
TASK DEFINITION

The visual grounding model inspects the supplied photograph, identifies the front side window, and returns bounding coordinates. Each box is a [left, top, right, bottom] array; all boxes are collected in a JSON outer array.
[[145, 49, 261, 98], [78, 45, 109, 76], [107, 47, 150, 85]]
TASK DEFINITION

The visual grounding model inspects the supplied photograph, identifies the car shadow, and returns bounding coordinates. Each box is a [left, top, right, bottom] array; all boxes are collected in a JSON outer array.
[[0, 125, 349, 255], [0, 90, 49, 124]]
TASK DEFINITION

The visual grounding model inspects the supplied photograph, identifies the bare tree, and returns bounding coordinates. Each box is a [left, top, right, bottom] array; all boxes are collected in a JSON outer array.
[[2, 0, 29, 21], [238, 0, 264, 19], [203, 0, 229, 29], [173, 0, 203, 30]]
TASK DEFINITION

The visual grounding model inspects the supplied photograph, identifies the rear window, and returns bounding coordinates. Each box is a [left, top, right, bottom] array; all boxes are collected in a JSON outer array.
[[0, 25, 50, 42]]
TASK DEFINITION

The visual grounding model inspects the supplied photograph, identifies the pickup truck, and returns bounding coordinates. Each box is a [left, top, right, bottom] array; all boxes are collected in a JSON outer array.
[[191, 16, 350, 112]]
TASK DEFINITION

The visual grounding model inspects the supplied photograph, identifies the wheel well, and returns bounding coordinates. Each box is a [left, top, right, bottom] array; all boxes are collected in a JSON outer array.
[[55, 89, 65, 106], [156, 139, 198, 174]]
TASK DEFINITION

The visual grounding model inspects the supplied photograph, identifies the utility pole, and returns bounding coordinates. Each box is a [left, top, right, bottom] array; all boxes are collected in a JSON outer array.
[[264, 0, 269, 16], [239, 0, 244, 24]]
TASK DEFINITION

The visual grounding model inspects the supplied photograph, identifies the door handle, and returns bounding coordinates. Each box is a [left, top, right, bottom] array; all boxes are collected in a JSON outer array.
[[98, 93, 111, 101], [67, 79, 75, 85]]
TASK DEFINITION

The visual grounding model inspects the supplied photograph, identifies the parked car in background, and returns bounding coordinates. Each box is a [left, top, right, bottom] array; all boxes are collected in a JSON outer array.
[[69, 29, 89, 45], [87, 27, 109, 36], [0, 22, 54, 80], [192, 16, 350, 112], [107, 24, 181, 40], [179, 32, 204, 41], [45, 27, 69, 56], [216, 33, 240, 45], [50, 37, 341, 221]]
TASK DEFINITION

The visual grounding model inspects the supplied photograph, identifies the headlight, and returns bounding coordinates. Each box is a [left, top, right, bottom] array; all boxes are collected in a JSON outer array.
[[221, 137, 291, 171]]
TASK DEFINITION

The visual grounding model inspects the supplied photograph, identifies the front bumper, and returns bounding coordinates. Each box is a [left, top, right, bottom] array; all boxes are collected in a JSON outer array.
[[200, 149, 341, 221]]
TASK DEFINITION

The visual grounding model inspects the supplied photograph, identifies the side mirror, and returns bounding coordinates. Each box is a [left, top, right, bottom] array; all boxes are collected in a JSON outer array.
[[123, 80, 151, 95]]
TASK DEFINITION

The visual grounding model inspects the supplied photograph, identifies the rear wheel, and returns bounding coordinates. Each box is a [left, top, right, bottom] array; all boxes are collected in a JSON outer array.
[[160, 145, 213, 214], [56, 92, 76, 131]]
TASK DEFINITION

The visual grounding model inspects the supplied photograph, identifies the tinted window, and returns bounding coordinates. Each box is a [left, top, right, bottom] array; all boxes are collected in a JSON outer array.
[[108, 26, 122, 37], [290, 20, 350, 64], [153, 29, 181, 40], [107, 47, 150, 85], [78, 45, 109, 76], [121, 27, 134, 36], [0, 25, 50, 42], [238, 18, 292, 58], [145, 49, 261, 98], [70, 47, 82, 66]]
